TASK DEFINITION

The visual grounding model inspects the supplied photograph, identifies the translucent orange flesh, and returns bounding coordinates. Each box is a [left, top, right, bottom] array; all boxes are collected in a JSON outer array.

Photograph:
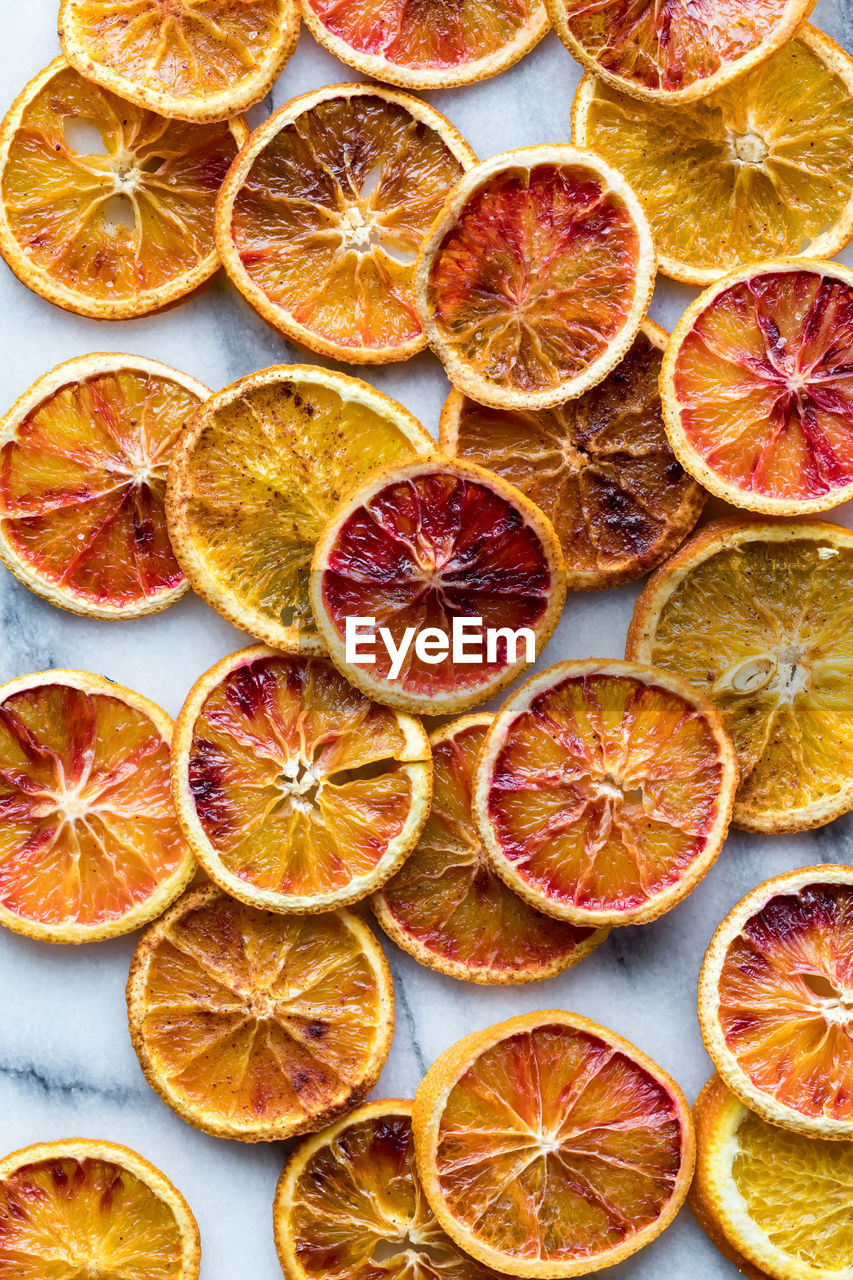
[[436, 1023, 685, 1261], [0, 1156, 183, 1280], [0, 684, 185, 928], [486, 673, 726, 914], [229, 96, 467, 351]]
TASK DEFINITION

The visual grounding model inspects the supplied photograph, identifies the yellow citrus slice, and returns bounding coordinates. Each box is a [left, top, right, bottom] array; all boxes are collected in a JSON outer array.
[[310, 457, 567, 715], [166, 364, 432, 648], [171, 639, 432, 913], [571, 27, 853, 285], [0, 354, 208, 619], [59, 0, 299, 122], [372, 716, 607, 984], [414, 147, 655, 411], [699, 866, 853, 1140], [127, 883, 394, 1141], [0, 670, 194, 945], [0, 1138, 200, 1280], [627, 518, 853, 832], [438, 320, 705, 589], [0, 58, 245, 319], [413, 1010, 695, 1277], [215, 84, 475, 363], [692, 1075, 853, 1280]]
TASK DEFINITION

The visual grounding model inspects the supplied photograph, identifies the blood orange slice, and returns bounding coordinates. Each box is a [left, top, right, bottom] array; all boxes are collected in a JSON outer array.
[[0, 670, 194, 945], [127, 883, 395, 1141], [372, 716, 606, 984], [310, 458, 566, 715], [0, 354, 208, 619], [412, 1011, 695, 1277], [472, 659, 737, 927]]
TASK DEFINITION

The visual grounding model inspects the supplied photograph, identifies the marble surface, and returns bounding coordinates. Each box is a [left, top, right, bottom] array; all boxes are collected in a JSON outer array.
[[1, 3, 853, 1277]]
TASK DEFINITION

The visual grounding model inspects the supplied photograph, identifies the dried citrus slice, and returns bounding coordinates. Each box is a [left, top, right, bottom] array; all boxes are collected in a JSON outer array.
[[166, 365, 431, 648], [171, 640, 432, 913], [412, 1010, 695, 1277], [127, 883, 394, 1141], [310, 457, 566, 716], [59, 0, 299, 122], [0, 58, 245, 319], [571, 28, 853, 284], [627, 519, 853, 832], [0, 670, 194, 945], [692, 1075, 853, 1280], [372, 716, 606, 984], [215, 85, 475, 363], [473, 659, 737, 927], [0, 354, 208, 619], [439, 321, 705, 589], [414, 147, 655, 411], [0, 1138, 200, 1279]]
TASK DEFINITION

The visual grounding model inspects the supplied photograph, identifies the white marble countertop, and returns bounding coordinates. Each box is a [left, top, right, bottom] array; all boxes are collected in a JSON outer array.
[[1, 3, 852, 1277]]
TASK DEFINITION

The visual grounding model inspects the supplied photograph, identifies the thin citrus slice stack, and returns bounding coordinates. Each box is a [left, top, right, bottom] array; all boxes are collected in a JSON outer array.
[[127, 884, 394, 1141], [0, 59, 244, 319], [413, 1011, 695, 1277], [372, 716, 607, 984], [439, 321, 705, 589], [472, 659, 736, 928], [414, 147, 655, 411], [627, 519, 853, 832], [699, 866, 853, 1140], [59, 0, 299, 122], [571, 27, 853, 284], [0, 670, 194, 944], [310, 458, 566, 715], [166, 365, 431, 647], [0, 354, 208, 619], [660, 261, 853, 513], [692, 1075, 853, 1280], [0, 1139, 200, 1280], [171, 640, 432, 913], [215, 85, 475, 363]]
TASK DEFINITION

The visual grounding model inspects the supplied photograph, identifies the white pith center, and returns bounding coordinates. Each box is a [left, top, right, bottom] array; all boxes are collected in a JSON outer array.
[[277, 756, 323, 815], [729, 129, 769, 166], [719, 646, 810, 703]]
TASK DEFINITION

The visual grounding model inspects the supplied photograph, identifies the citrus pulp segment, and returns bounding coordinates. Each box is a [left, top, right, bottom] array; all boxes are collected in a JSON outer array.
[[627, 519, 853, 832], [372, 716, 606, 984], [310, 457, 567, 715], [127, 884, 394, 1141], [166, 365, 432, 647], [0, 670, 194, 944], [215, 85, 475, 363], [438, 321, 705, 589], [171, 640, 432, 913], [571, 28, 853, 284], [412, 1011, 694, 1277], [0, 59, 245, 319]]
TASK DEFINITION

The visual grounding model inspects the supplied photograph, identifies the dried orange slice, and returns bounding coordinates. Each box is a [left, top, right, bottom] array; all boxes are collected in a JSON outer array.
[[473, 659, 737, 927], [0, 58, 245, 320], [0, 354, 208, 619], [627, 519, 853, 832], [310, 458, 566, 715], [660, 261, 853, 514], [59, 0, 299, 123], [0, 670, 193, 945], [215, 85, 475, 363], [571, 28, 853, 285], [0, 1138, 200, 1279], [414, 147, 655, 411], [127, 883, 394, 1141], [439, 321, 705, 589], [413, 1010, 695, 1277], [166, 365, 432, 649], [372, 716, 606, 984]]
